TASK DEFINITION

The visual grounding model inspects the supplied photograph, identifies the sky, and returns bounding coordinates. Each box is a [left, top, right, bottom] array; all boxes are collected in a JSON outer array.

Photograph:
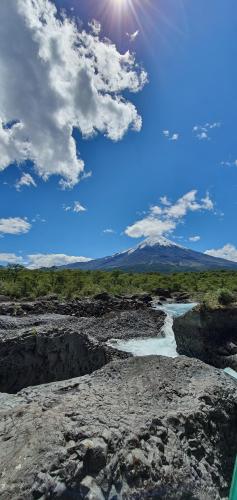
[[0, 0, 237, 268]]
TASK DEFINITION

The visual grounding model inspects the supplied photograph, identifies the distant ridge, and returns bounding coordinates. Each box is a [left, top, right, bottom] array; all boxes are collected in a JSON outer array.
[[59, 237, 237, 273]]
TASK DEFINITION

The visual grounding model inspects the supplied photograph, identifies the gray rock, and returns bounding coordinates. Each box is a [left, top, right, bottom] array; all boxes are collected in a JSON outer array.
[[84, 308, 165, 342], [0, 314, 128, 393], [0, 356, 236, 499], [80, 476, 105, 499], [0, 306, 164, 393], [0, 295, 153, 318], [173, 305, 237, 370]]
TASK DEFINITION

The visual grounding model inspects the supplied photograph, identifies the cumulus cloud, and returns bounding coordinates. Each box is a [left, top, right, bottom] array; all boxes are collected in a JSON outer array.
[[189, 235, 201, 242], [15, 172, 37, 191], [126, 30, 139, 42], [0, 252, 92, 267], [0, 0, 147, 187], [0, 217, 31, 235], [64, 201, 87, 213], [125, 190, 214, 239], [205, 244, 237, 263], [26, 253, 92, 269], [0, 253, 24, 264], [193, 122, 221, 141]]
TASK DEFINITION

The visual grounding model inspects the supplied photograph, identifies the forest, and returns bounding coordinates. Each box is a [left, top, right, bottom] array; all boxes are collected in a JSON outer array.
[[0, 266, 237, 303]]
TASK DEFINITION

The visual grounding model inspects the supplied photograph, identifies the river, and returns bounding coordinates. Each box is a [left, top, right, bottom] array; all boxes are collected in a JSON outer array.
[[109, 302, 197, 358]]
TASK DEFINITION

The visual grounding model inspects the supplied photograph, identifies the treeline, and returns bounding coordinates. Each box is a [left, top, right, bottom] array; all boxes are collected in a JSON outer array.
[[0, 266, 237, 300]]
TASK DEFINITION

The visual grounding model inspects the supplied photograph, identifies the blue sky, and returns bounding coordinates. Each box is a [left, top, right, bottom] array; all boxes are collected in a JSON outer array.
[[0, 0, 237, 267]]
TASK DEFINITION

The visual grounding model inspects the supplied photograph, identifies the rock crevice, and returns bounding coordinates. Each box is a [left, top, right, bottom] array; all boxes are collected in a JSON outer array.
[[0, 315, 128, 393]]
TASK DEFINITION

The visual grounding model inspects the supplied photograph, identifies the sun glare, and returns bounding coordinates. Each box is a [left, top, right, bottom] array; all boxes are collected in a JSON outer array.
[[107, 0, 140, 23], [98, 0, 154, 43], [112, 0, 130, 10]]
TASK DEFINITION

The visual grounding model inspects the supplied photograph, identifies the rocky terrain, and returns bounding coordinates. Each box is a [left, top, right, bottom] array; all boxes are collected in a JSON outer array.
[[0, 314, 130, 394], [0, 296, 165, 393], [0, 296, 236, 499], [0, 355, 236, 500], [0, 293, 154, 318], [173, 305, 237, 370]]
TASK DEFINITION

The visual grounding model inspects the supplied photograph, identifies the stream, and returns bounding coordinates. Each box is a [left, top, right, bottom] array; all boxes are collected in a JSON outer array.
[[110, 302, 197, 358]]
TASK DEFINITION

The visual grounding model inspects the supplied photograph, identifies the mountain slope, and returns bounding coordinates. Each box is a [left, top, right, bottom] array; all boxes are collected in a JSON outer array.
[[61, 237, 237, 273]]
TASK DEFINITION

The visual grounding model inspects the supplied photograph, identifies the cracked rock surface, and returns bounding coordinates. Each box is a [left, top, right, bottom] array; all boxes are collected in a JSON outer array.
[[0, 355, 236, 499]]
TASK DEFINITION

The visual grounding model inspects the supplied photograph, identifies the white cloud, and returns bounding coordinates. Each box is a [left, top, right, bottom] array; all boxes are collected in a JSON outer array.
[[125, 217, 176, 239], [0, 1, 147, 188], [208, 122, 221, 129], [26, 253, 92, 269], [0, 253, 23, 264], [73, 201, 87, 213], [64, 201, 87, 213], [158, 190, 214, 220], [103, 228, 115, 234], [205, 244, 237, 263], [189, 235, 200, 242], [193, 122, 221, 141], [125, 190, 214, 239], [162, 130, 179, 141], [221, 159, 237, 168], [15, 172, 37, 191], [197, 131, 209, 141], [160, 196, 171, 206], [88, 19, 101, 36], [0, 217, 31, 235], [170, 133, 179, 141], [81, 170, 92, 180], [126, 30, 139, 42]]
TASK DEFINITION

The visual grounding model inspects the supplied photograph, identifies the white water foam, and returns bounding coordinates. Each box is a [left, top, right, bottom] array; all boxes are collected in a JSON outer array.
[[110, 302, 197, 358]]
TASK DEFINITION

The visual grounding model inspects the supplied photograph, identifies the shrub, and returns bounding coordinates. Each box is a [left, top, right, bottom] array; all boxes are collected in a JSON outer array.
[[217, 288, 234, 306]]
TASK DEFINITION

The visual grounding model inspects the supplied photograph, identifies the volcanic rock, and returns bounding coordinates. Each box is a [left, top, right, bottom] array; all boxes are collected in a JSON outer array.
[[0, 356, 236, 499], [173, 305, 237, 370]]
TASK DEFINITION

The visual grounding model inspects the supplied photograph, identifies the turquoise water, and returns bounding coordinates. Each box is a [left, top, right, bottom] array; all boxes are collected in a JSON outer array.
[[110, 302, 197, 358]]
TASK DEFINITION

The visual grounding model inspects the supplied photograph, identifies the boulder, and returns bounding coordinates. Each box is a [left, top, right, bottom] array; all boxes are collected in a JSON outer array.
[[94, 292, 112, 302], [153, 288, 172, 298], [0, 356, 236, 499], [0, 295, 10, 303], [173, 305, 237, 370]]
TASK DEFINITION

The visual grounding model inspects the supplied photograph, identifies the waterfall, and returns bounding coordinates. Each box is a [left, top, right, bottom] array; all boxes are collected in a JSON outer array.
[[110, 302, 197, 358]]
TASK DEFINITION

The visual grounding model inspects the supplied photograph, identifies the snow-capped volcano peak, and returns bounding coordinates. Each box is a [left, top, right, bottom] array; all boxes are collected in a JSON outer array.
[[127, 236, 181, 254], [137, 236, 180, 249]]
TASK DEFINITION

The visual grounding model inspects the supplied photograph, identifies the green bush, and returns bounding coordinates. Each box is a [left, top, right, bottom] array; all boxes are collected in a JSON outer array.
[[217, 288, 234, 306], [203, 288, 235, 309]]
